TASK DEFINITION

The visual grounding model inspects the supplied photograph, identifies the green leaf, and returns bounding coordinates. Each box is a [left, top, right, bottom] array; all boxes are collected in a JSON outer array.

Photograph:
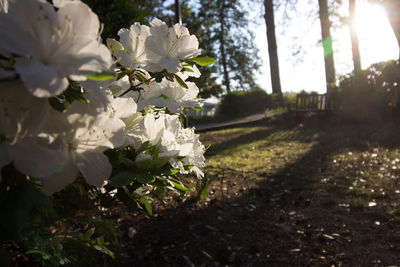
[[139, 197, 152, 215], [120, 158, 135, 169], [87, 72, 115, 81], [48, 97, 67, 112], [137, 141, 150, 153], [186, 165, 194, 171], [198, 179, 210, 200], [116, 188, 136, 209], [193, 106, 202, 111], [134, 72, 150, 85], [169, 169, 180, 175], [168, 179, 192, 192], [109, 172, 135, 187], [153, 72, 164, 83], [174, 74, 188, 89], [25, 183, 52, 211], [190, 57, 216, 66], [182, 67, 194, 73], [93, 244, 114, 259], [165, 72, 175, 82], [83, 228, 95, 240], [135, 173, 154, 184]]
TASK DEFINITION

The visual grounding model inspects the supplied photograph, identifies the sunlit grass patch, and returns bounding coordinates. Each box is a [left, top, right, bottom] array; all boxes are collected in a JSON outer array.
[[201, 125, 316, 181], [200, 116, 400, 216]]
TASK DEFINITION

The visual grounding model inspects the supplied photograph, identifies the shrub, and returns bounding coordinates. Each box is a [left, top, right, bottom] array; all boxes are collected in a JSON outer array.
[[215, 90, 270, 118], [335, 60, 400, 120]]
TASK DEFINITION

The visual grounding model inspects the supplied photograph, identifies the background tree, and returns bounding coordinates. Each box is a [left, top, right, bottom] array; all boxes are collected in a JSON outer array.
[[377, 1, 400, 60], [349, 0, 361, 74], [196, 0, 262, 94], [218, 0, 232, 93], [264, 0, 282, 95], [318, 0, 336, 93]]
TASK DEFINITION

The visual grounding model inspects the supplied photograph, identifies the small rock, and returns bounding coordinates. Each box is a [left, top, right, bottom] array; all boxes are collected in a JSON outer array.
[[128, 227, 137, 239]]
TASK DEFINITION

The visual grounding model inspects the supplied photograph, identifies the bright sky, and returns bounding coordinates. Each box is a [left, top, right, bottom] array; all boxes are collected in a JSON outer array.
[[254, 0, 399, 94]]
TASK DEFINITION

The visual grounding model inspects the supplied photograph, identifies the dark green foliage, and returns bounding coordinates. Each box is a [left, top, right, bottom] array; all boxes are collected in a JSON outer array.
[[215, 90, 269, 118], [333, 60, 400, 120], [0, 166, 117, 266], [82, 0, 163, 39]]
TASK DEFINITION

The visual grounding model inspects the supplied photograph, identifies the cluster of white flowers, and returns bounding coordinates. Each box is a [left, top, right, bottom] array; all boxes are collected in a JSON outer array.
[[0, 0, 207, 195]]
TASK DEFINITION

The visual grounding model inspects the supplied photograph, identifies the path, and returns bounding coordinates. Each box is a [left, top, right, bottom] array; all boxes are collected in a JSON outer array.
[[194, 111, 277, 132]]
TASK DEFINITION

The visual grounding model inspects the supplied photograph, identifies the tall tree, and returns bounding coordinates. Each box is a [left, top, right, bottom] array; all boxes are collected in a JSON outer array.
[[174, 0, 182, 24], [375, 0, 400, 110], [349, 0, 361, 74], [196, 0, 261, 94], [218, 0, 231, 92], [264, 0, 282, 95], [318, 0, 336, 93], [378, 1, 400, 60]]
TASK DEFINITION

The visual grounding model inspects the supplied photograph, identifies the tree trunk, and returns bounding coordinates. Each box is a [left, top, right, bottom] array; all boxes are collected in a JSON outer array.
[[218, 0, 231, 93], [349, 0, 361, 74], [318, 0, 336, 93], [264, 0, 282, 95], [174, 0, 182, 24], [382, 0, 400, 61], [381, 0, 400, 111]]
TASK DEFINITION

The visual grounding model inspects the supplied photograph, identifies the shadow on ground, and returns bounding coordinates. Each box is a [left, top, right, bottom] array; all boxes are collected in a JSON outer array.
[[115, 113, 400, 266]]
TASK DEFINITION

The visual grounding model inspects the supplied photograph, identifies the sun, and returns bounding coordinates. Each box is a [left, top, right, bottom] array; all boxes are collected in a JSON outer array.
[[354, 1, 399, 67]]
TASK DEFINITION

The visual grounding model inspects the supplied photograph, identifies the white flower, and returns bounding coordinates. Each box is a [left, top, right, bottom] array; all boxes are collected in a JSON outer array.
[[176, 64, 201, 81], [130, 113, 164, 149], [106, 38, 124, 57], [136, 78, 201, 113], [38, 92, 126, 194], [109, 96, 143, 147], [0, 0, 112, 97], [112, 23, 160, 70], [108, 69, 151, 98], [108, 75, 131, 96], [0, 81, 68, 179], [131, 113, 205, 176], [182, 131, 206, 178], [145, 18, 201, 73], [0, 0, 8, 13], [169, 128, 205, 178]]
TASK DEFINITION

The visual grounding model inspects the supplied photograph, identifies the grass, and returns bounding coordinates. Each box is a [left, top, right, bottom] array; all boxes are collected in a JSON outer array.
[[201, 112, 400, 200], [202, 126, 315, 180], [196, 112, 400, 264]]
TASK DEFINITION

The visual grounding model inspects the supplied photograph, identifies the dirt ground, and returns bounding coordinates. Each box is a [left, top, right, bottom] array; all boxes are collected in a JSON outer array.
[[109, 114, 400, 267]]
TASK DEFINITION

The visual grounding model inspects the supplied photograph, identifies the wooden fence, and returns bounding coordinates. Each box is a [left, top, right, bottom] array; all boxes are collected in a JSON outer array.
[[295, 93, 329, 112]]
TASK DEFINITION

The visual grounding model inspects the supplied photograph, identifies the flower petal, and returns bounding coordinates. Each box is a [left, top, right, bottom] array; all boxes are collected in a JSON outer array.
[[40, 161, 78, 195], [57, 1, 99, 40], [9, 140, 67, 178], [77, 151, 112, 187], [15, 58, 68, 97]]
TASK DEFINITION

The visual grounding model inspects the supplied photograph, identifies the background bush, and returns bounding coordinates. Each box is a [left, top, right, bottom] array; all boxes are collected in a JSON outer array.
[[214, 90, 270, 118], [334, 60, 400, 120]]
